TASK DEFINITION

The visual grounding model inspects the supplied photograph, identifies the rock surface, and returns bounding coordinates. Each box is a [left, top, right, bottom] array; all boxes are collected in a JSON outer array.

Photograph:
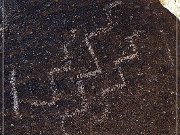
[[2, 0, 179, 135]]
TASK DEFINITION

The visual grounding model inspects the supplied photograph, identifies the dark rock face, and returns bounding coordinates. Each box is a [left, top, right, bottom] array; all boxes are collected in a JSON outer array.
[[3, 0, 179, 134]]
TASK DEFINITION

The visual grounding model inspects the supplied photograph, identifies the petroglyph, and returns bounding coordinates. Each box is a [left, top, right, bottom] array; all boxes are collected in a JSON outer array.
[[10, 69, 19, 116], [74, 81, 89, 115], [114, 30, 144, 66], [104, 1, 122, 10], [84, 35, 102, 71], [5, 0, 176, 134], [104, 1, 123, 25], [114, 52, 138, 66], [64, 29, 77, 60], [77, 69, 102, 79], [102, 83, 125, 96]]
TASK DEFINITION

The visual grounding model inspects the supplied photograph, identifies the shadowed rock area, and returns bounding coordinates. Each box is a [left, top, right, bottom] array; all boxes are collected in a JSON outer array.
[[3, 0, 179, 134]]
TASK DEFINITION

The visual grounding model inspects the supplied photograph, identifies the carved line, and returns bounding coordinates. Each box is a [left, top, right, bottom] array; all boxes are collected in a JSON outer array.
[[10, 69, 20, 117]]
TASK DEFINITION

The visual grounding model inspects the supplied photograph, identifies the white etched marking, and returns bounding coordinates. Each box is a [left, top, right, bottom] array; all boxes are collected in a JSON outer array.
[[83, 26, 113, 73], [62, 61, 72, 72], [118, 67, 126, 87], [125, 30, 143, 52], [125, 30, 142, 40], [49, 70, 58, 97], [49, 63, 71, 75], [88, 26, 113, 39], [49, 67, 62, 75], [30, 100, 55, 106], [84, 35, 101, 71], [63, 28, 77, 60], [114, 52, 138, 65], [93, 102, 110, 124], [49, 67, 63, 100], [63, 44, 69, 60], [104, 1, 122, 25], [75, 81, 89, 115], [80, 1, 120, 79], [114, 30, 144, 65], [102, 83, 125, 96], [81, 0, 117, 72], [61, 115, 68, 135], [101, 68, 126, 96], [60, 112, 73, 135], [10, 69, 19, 116], [76, 80, 85, 95], [28, 66, 71, 107], [77, 69, 102, 79], [104, 1, 122, 10]]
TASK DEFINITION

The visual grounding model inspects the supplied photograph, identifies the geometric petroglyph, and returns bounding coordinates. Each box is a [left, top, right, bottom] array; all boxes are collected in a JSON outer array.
[[5, 0, 177, 134], [8, 2, 145, 135]]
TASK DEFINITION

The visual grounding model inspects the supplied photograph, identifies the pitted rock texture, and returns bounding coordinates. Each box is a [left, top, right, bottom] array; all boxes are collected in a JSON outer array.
[[3, 0, 179, 135]]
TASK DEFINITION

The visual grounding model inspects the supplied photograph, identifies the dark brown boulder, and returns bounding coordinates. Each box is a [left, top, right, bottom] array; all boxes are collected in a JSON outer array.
[[3, 0, 179, 134]]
